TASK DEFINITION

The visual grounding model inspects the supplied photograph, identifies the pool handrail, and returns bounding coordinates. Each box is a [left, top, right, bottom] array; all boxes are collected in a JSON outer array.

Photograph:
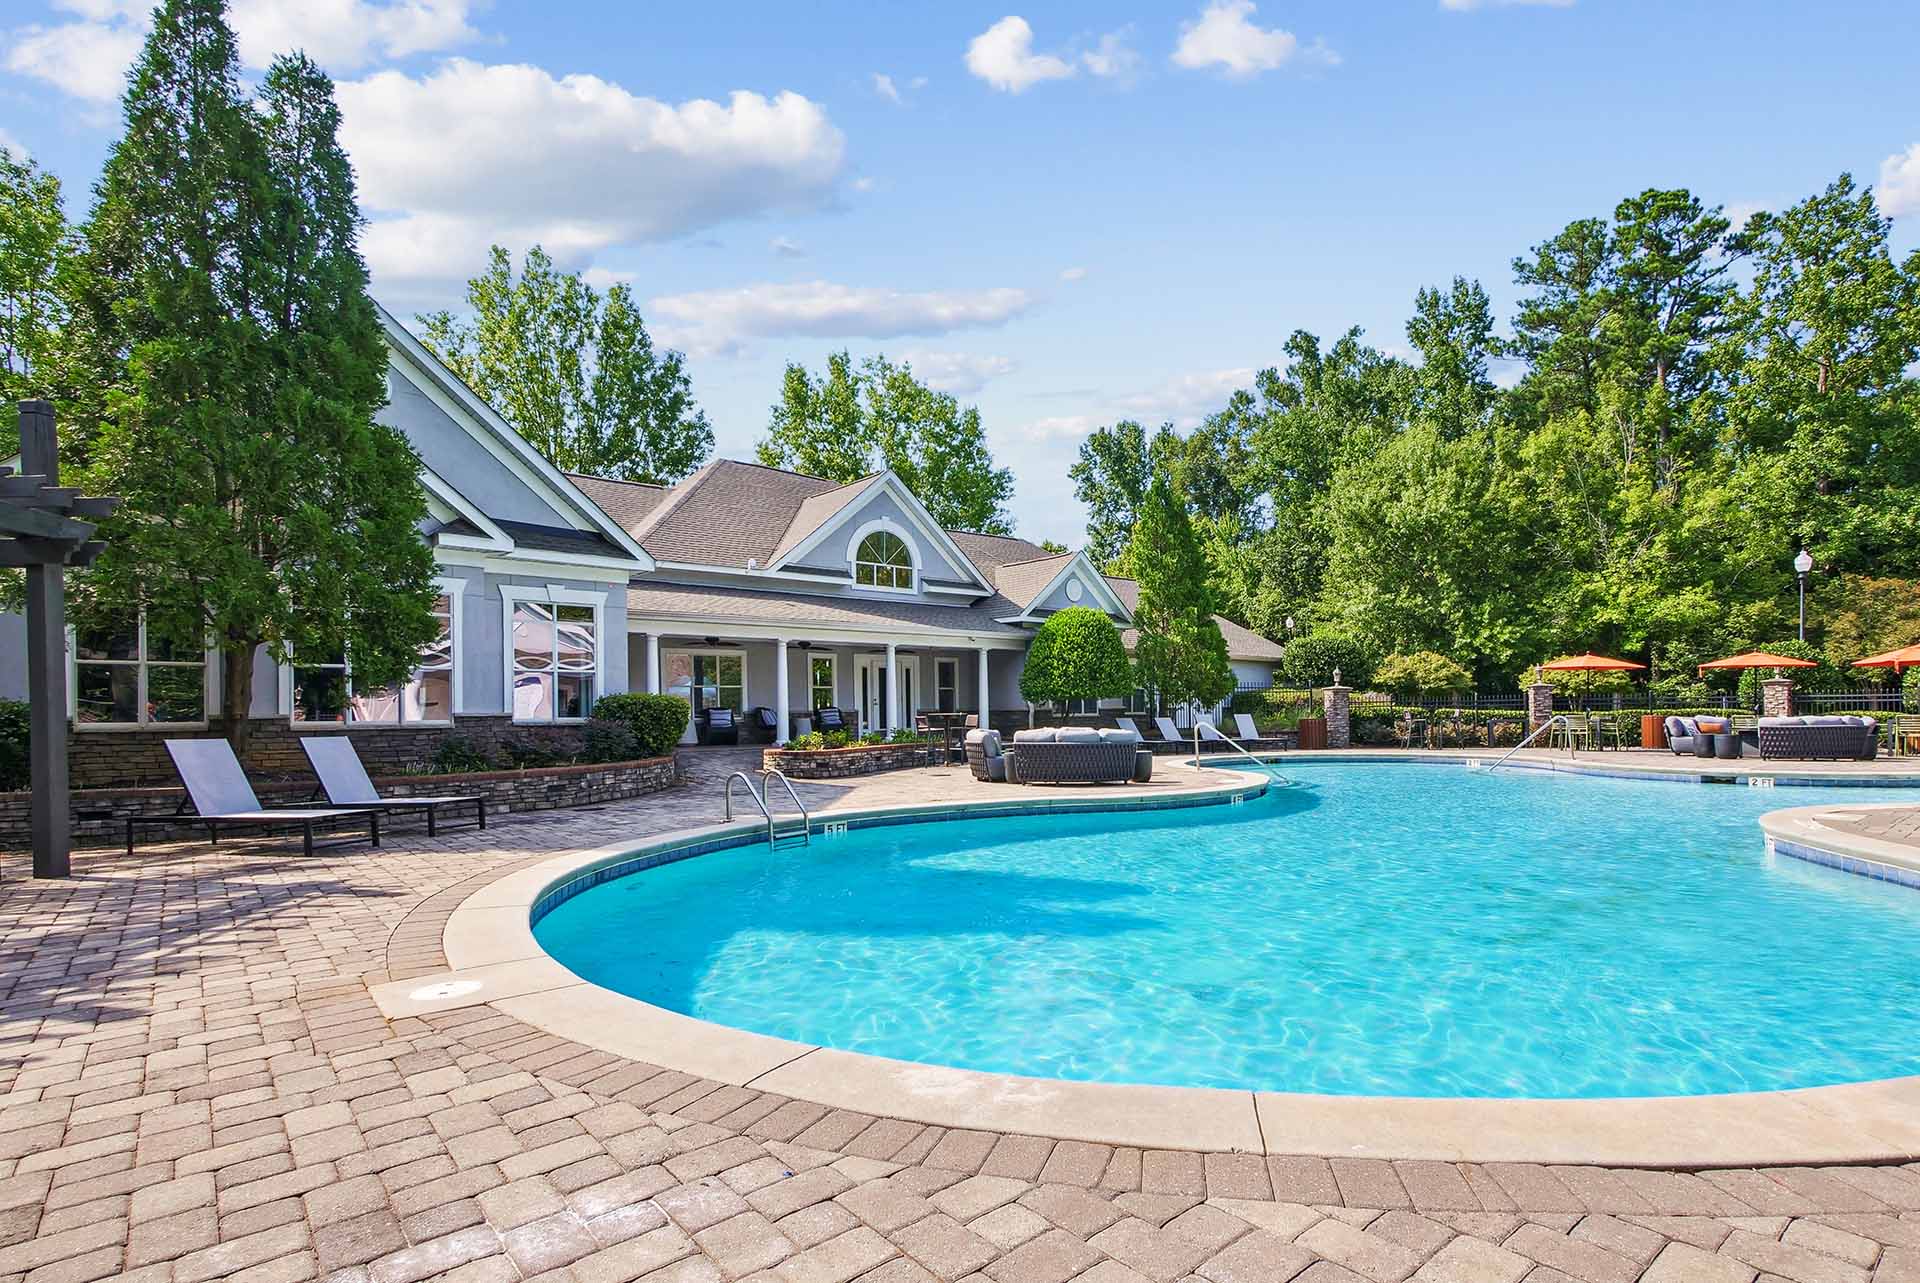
[[1191, 721, 1290, 784], [1486, 715, 1570, 772], [760, 768, 811, 847]]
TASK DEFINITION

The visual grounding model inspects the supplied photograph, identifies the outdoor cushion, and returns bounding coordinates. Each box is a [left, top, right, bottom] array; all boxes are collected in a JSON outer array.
[[1695, 717, 1730, 733], [1100, 728, 1143, 745], [965, 728, 1003, 758], [1056, 726, 1103, 744], [1012, 728, 1057, 743]]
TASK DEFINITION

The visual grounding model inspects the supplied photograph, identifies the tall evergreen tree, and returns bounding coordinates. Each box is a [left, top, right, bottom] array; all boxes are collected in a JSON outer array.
[[79, 0, 439, 750], [420, 245, 712, 484], [1127, 442, 1234, 716], [1, 149, 80, 444]]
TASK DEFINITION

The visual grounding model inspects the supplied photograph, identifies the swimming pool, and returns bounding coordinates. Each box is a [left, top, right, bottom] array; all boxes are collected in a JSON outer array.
[[532, 762, 1920, 1099]]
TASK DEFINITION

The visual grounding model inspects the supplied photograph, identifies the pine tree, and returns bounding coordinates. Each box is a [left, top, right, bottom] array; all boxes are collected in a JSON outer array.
[[1127, 440, 1235, 717], [79, 0, 438, 750]]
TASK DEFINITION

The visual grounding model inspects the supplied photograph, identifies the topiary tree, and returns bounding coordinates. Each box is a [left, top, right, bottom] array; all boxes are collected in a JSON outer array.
[[1020, 606, 1133, 710], [1375, 651, 1472, 698], [1280, 634, 1375, 690], [590, 693, 692, 758]]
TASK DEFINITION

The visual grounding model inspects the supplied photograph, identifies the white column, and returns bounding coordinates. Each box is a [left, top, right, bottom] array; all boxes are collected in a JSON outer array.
[[977, 647, 990, 727], [885, 642, 898, 733], [774, 638, 790, 745], [645, 633, 660, 694]]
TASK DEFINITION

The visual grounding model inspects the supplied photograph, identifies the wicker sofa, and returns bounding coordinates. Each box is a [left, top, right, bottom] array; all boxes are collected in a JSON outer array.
[[1003, 727, 1151, 785], [1756, 715, 1879, 761]]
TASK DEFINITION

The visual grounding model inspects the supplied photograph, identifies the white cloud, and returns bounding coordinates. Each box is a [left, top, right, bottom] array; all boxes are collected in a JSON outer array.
[[0, 128, 20, 160], [3, 16, 144, 102], [1880, 143, 1920, 218], [337, 60, 846, 292], [770, 236, 807, 258], [1721, 200, 1767, 231], [580, 267, 636, 290], [1020, 367, 1255, 442], [4, 0, 481, 102], [1059, 266, 1088, 282], [898, 351, 1016, 396], [965, 16, 1075, 93], [852, 176, 878, 193], [648, 281, 1035, 356], [1440, 0, 1574, 9], [1082, 28, 1140, 81], [1171, 0, 1335, 78], [872, 72, 901, 103]]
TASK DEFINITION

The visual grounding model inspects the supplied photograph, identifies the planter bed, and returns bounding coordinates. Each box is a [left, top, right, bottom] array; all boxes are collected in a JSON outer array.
[[0, 755, 679, 852], [763, 742, 928, 779]]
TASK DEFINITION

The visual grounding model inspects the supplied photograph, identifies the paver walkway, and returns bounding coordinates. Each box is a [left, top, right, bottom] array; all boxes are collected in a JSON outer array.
[[2, 752, 1918, 1283]]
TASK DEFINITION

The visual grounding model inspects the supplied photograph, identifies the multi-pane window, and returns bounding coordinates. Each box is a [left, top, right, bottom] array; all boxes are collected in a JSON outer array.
[[853, 530, 913, 590], [512, 601, 595, 721], [74, 615, 205, 726], [809, 655, 836, 709], [936, 657, 958, 713], [293, 594, 455, 724]]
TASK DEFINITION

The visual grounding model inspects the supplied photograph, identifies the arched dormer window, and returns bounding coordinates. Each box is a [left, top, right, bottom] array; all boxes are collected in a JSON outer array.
[[852, 528, 915, 591]]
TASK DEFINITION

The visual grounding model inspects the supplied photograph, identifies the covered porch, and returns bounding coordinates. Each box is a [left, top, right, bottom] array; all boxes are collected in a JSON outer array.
[[627, 620, 1029, 745]]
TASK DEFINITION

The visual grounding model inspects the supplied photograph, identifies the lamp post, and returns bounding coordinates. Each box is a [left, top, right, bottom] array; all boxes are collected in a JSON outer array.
[[1794, 548, 1814, 642]]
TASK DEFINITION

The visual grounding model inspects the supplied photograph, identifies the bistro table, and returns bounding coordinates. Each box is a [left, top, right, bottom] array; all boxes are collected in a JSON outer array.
[[919, 711, 973, 767]]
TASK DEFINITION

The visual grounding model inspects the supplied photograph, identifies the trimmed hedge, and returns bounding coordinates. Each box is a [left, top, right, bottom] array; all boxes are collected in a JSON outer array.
[[0, 699, 25, 792], [1281, 635, 1374, 690], [590, 693, 692, 758]]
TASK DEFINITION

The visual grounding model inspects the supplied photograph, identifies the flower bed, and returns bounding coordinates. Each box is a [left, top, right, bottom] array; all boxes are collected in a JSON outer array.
[[763, 741, 929, 779]]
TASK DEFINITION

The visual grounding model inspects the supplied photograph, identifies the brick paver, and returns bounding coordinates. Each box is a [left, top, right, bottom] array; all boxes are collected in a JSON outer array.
[[0, 747, 1913, 1282]]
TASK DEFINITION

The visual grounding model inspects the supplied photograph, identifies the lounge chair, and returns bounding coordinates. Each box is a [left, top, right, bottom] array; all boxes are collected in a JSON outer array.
[[815, 707, 848, 734], [1153, 716, 1186, 747], [127, 739, 380, 856], [1114, 716, 1144, 738], [300, 737, 484, 836], [749, 707, 780, 743], [1232, 713, 1289, 750]]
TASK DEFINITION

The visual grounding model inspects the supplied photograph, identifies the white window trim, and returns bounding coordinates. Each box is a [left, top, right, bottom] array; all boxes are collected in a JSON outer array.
[[67, 616, 216, 732], [935, 656, 959, 713], [805, 651, 838, 710], [501, 583, 606, 724], [280, 576, 465, 729], [845, 518, 920, 595], [662, 648, 752, 710]]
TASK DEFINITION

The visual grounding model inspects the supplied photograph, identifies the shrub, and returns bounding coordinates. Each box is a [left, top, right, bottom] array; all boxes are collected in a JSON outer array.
[[885, 727, 924, 744], [1280, 634, 1374, 690], [821, 730, 851, 749], [1019, 606, 1133, 707], [583, 717, 640, 764], [1374, 651, 1472, 697], [503, 740, 561, 769], [0, 699, 27, 792], [591, 693, 691, 758], [430, 736, 494, 775], [786, 731, 826, 750]]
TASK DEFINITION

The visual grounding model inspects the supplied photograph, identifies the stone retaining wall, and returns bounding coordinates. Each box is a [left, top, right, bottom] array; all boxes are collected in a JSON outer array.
[[0, 755, 677, 851], [762, 743, 928, 778], [67, 717, 591, 790]]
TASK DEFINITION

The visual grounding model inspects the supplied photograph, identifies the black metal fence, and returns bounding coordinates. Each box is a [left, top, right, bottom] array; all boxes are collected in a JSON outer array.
[[1234, 682, 1916, 716]]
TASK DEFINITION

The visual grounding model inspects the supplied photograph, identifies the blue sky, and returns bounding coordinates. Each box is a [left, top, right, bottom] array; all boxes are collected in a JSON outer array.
[[5, 0, 1919, 545]]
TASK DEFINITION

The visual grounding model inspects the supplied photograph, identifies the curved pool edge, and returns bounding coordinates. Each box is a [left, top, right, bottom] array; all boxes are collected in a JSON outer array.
[[373, 765, 1920, 1168], [1759, 802, 1920, 888]]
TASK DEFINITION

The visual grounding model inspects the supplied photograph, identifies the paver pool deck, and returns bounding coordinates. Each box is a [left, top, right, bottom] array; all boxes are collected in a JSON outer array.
[[5, 747, 1920, 1283]]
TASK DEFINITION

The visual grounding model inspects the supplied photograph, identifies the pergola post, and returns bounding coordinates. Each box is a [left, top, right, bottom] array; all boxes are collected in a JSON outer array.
[[20, 402, 70, 878]]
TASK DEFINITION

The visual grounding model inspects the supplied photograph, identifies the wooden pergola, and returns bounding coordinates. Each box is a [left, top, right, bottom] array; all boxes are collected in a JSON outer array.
[[5, 400, 117, 878]]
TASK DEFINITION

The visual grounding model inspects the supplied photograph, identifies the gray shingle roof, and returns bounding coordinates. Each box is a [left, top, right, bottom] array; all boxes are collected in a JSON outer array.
[[625, 581, 1030, 637], [1105, 576, 1286, 663], [567, 474, 670, 531], [949, 530, 1053, 571], [768, 473, 885, 563], [620, 459, 848, 568], [494, 520, 631, 559], [990, 552, 1077, 611]]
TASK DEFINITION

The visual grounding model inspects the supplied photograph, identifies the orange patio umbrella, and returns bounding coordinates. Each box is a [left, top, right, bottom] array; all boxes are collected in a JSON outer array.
[[1698, 651, 1818, 675], [1851, 644, 1920, 674], [1540, 653, 1648, 673]]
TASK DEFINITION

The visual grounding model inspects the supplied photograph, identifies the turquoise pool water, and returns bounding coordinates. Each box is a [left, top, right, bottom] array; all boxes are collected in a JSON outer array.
[[533, 762, 1920, 1098]]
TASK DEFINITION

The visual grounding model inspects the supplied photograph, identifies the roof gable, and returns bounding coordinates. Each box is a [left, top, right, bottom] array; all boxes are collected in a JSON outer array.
[[998, 550, 1131, 620], [377, 303, 654, 571], [765, 470, 993, 594]]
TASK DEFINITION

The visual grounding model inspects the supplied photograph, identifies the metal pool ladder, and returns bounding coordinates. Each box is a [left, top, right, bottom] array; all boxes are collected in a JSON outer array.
[[723, 769, 812, 849], [1191, 721, 1291, 786]]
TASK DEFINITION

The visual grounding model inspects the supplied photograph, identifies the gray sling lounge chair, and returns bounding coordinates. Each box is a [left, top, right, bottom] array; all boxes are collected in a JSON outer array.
[[300, 737, 486, 836], [127, 739, 381, 856]]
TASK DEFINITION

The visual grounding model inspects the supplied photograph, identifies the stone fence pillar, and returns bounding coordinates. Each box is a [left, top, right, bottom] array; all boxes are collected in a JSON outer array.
[[1527, 682, 1555, 735], [1323, 683, 1351, 749], [1761, 677, 1794, 719]]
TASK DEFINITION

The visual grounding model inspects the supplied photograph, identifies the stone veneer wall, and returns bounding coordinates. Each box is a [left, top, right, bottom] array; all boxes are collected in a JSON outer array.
[[0, 755, 678, 851], [762, 743, 929, 778], [68, 716, 590, 790]]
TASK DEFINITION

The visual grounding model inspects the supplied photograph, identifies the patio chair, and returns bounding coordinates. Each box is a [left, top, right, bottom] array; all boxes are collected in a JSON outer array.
[[700, 707, 739, 746], [814, 707, 848, 734], [299, 737, 485, 837], [1588, 714, 1627, 751], [1395, 711, 1428, 749], [749, 707, 780, 743], [1890, 713, 1920, 756], [1551, 713, 1592, 751], [127, 739, 381, 857]]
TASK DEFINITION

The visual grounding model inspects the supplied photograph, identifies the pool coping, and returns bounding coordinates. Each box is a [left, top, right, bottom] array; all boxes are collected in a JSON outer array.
[[375, 759, 1920, 1168], [1758, 802, 1920, 888]]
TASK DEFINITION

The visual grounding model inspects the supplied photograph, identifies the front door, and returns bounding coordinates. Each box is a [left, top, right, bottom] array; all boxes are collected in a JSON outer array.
[[854, 655, 915, 734]]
